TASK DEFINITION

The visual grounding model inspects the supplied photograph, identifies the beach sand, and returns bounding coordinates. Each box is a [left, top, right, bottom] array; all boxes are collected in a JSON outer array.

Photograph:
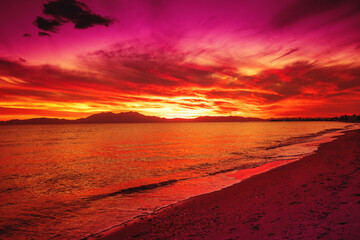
[[95, 129, 360, 239]]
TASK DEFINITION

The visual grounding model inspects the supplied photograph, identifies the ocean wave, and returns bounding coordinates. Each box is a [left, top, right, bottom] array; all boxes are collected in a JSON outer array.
[[84, 179, 181, 201], [265, 128, 343, 150]]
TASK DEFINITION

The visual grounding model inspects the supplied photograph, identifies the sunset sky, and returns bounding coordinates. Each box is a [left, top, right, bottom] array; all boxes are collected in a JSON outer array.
[[0, 0, 359, 120]]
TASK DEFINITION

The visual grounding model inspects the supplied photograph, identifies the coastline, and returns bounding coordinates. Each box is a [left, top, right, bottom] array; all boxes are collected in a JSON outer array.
[[90, 128, 360, 239]]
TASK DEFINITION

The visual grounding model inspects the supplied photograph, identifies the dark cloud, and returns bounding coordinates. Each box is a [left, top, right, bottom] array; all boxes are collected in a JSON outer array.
[[34, 0, 114, 33], [38, 31, 52, 37], [23, 33, 32, 37], [271, 0, 360, 29], [34, 16, 62, 32]]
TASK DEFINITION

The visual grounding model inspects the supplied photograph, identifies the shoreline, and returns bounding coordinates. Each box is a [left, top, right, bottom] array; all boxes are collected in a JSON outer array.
[[90, 128, 360, 239], [84, 159, 299, 240], [84, 128, 340, 240]]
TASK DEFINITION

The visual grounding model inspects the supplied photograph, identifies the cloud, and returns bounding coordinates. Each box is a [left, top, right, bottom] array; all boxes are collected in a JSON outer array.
[[34, 0, 114, 33], [0, 58, 106, 97], [0, 54, 359, 119], [34, 16, 62, 33], [271, 48, 300, 62], [82, 42, 234, 88], [38, 31, 52, 37], [79, 44, 360, 116], [271, 0, 360, 29], [0, 107, 91, 120], [252, 62, 360, 102]]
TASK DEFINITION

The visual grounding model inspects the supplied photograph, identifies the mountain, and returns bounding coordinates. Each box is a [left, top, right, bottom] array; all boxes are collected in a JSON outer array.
[[74, 112, 167, 123], [0, 112, 265, 125], [1, 117, 72, 125]]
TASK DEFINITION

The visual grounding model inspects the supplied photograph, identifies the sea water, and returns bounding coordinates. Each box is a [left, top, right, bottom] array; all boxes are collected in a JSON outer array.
[[0, 121, 357, 239]]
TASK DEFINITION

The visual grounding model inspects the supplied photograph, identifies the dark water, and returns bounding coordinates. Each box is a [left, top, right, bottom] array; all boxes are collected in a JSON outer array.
[[0, 121, 357, 239]]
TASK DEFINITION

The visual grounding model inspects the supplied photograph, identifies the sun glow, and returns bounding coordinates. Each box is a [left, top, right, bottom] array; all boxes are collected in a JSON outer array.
[[240, 68, 262, 76]]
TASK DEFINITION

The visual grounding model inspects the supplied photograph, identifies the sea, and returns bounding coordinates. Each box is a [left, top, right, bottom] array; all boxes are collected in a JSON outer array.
[[0, 121, 358, 239]]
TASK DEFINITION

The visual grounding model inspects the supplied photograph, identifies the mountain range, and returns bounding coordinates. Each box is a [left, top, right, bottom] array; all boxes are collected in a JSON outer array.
[[0, 112, 265, 125]]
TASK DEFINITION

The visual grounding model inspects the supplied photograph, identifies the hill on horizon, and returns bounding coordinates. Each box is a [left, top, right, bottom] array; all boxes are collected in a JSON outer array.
[[0, 111, 265, 125]]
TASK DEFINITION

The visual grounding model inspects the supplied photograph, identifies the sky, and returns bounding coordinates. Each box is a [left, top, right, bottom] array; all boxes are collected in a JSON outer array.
[[0, 0, 359, 120]]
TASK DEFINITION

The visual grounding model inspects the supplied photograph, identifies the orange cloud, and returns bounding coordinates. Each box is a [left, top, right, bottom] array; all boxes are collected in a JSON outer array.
[[0, 46, 359, 121]]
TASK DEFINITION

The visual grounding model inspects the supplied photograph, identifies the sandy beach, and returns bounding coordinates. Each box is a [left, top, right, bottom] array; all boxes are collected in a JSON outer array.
[[94, 128, 360, 240]]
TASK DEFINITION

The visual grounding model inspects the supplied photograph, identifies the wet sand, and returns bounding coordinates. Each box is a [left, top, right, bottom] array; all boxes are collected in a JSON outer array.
[[95, 129, 360, 239]]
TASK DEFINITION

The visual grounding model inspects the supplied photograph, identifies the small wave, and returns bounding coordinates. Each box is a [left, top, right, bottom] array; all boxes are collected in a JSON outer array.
[[230, 152, 242, 155], [84, 179, 181, 202], [84, 161, 264, 203], [0, 187, 24, 194], [208, 162, 263, 176], [265, 128, 343, 150]]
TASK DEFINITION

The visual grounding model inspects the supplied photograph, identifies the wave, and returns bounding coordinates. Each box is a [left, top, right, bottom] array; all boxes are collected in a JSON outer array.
[[84, 179, 182, 202], [83, 124, 358, 240], [84, 127, 350, 203], [265, 127, 343, 150]]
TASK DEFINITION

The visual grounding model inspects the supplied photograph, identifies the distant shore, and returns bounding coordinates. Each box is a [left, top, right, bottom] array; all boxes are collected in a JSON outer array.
[[1, 111, 359, 125], [91, 128, 360, 239]]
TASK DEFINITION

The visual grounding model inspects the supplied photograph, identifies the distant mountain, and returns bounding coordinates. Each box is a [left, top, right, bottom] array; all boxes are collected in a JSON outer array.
[[1, 117, 72, 125], [74, 112, 167, 123], [0, 111, 265, 125]]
